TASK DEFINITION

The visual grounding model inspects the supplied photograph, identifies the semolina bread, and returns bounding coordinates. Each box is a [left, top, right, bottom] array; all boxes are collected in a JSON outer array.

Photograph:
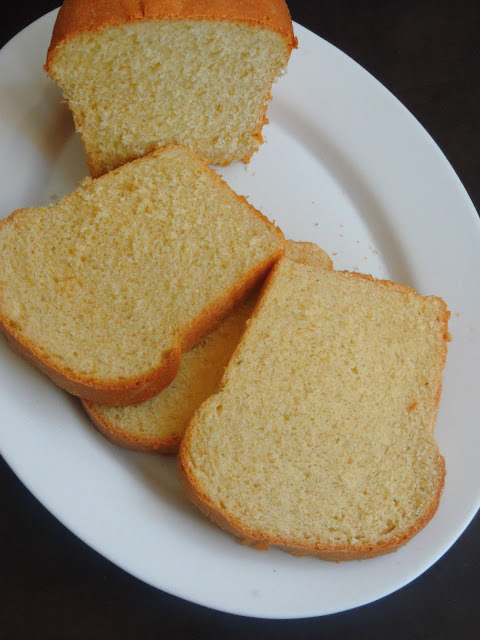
[[45, 0, 297, 177], [84, 293, 257, 453], [179, 259, 450, 560], [0, 145, 284, 406], [82, 241, 332, 453]]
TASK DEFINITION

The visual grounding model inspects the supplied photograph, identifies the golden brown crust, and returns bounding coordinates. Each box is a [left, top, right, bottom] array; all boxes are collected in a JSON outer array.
[[82, 400, 179, 453], [176, 149, 285, 352], [45, 0, 297, 72], [0, 145, 285, 406], [80, 263, 266, 451], [179, 260, 449, 560], [179, 450, 445, 560], [45, 1, 297, 173], [0, 319, 181, 406], [0, 246, 282, 406], [81, 243, 319, 453], [180, 251, 282, 353]]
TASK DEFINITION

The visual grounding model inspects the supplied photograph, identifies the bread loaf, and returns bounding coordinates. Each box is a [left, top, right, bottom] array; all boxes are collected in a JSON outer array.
[[82, 241, 332, 452], [180, 258, 450, 560], [45, 0, 297, 176], [0, 145, 284, 405]]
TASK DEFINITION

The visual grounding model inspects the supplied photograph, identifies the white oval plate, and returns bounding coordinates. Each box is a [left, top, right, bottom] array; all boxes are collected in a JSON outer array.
[[1, 10, 479, 619]]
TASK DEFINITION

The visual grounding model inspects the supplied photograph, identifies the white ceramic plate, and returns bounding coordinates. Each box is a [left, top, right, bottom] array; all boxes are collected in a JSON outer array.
[[1, 10, 479, 619]]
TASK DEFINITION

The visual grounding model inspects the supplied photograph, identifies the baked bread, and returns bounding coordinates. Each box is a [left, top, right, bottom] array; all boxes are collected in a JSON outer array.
[[0, 145, 284, 406], [45, 0, 297, 177], [82, 241, 332, 453], [180, 259, 450, 560]]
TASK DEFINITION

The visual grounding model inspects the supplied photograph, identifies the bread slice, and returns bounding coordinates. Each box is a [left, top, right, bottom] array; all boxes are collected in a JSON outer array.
[[0, 145, 284, 406], [45, 0, 297, 177], [82, 241, 332, 453], [180, 259, 450, 560]]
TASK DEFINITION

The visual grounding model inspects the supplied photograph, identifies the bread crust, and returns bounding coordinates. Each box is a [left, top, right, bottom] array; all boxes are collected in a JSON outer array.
[[0, 145, 285, 406], [82, 400, 180, 453], [45, 1, 297, 174], [0, 245, 283, 406], [179, 451, 445, 560], [45, 0, 297, 72], [79, 242, 328, 452], [179, 260, 450, 560], [0, 319, 181, 406]]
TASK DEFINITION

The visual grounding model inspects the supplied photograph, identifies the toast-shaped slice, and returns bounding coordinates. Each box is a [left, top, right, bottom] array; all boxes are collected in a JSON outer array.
[[45, 0, 297, 176], [180, 259, 450, 560], [0, 145, 284, 405], [82, 241, 332, 452]]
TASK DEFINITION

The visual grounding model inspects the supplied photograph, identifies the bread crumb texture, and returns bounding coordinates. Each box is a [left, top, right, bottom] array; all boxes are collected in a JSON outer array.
[[84, 241, 332, 452], [181, 260, 449, 556], [86, 294, 256, 450], [48, 16, 293, 175], [0, 146, 282, 385]]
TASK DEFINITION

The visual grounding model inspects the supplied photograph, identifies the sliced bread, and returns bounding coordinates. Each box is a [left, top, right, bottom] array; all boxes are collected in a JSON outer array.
[[82, 241, 332, 453], [45, 0, 297, 176], [0, 145, 284, 406], [179, 259, 450, 560]]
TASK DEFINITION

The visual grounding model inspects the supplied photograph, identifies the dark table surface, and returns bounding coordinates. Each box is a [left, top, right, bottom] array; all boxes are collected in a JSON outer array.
[[1, 1, 479, 638]]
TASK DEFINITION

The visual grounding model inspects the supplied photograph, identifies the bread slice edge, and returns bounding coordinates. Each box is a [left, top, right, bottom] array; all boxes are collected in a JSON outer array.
[[80, 242, 331, 450], [0, 146, 285, 405], [179, 261, 450, 560]]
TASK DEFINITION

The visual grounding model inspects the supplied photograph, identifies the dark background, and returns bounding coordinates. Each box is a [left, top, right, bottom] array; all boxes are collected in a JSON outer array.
[[1, 1, 479, 638]]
